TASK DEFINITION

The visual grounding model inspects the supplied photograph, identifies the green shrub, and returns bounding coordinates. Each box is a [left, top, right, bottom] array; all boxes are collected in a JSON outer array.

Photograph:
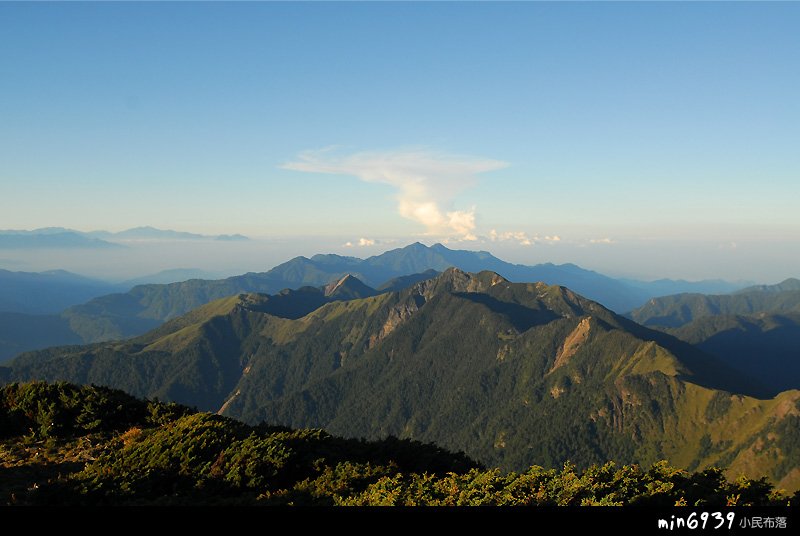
[[0, 381, 148, 439]]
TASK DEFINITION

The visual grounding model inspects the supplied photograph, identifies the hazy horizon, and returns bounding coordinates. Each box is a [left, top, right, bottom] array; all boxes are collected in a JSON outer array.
[[2, 3, 797, 284], [0, 229, 791, 286]]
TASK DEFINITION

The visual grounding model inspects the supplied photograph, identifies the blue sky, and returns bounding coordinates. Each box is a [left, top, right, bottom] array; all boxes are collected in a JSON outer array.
[[1, 2, 798, 281]]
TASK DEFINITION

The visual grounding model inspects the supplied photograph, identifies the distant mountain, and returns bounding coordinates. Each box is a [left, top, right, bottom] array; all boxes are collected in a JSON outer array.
[[377, 269, 440, 293], [6, 269, 797, 490], [666, 313, 800, 395], [0, 275, 381, 364], [120, 268, 224, 287], [60, 275, 297, 343], [57, 269, 400, 344], [619, 278, 747, 298], [358, 242, 745, 311], [0, 230, 120, 249], [196, 241, 669, 312], [0, 227, 75, 235], [0, 226, 249, 247], [214, 234, 249, 242], [630, 279, 800, 328], [0, 312, 83, 361], [4, 242, 745, 350], [0, 269, 121, 314], [47, 242, 637, 345], [88, 226, 250, 242], [734, 278, 800, 294], [629, 281, 800, 396]]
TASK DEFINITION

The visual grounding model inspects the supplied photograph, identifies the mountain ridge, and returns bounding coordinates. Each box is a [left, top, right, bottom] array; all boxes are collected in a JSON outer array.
[[661, 312, 800, 396], [734, 278, 800, 294], [5, 268, 797, 489], [0, 242, 763, 363], [55, 242, 749, 343], [630, 283, 800, 328], [0, 226, 249, 248], [0, 231, 121, 250]]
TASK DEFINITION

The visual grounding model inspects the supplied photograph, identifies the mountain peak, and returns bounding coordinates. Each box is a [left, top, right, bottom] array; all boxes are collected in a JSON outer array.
[[444, 267, 508, 283], [323, 274, 377, 299], [415, 268, 509, 297], [324, 274, 355, 296]]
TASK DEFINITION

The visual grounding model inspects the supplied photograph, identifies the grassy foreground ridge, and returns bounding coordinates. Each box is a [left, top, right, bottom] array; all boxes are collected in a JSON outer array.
[[1, 381, 795, 506]]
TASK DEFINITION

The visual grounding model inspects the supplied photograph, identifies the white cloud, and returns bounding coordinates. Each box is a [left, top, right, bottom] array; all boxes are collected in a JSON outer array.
[[487, 230, 561, 246], [589, 238, 614, 244], [489, 230, 532, 246], [283, 148, 507, 239], [446, 210, 478, 241], [343, 237, 377, 248]]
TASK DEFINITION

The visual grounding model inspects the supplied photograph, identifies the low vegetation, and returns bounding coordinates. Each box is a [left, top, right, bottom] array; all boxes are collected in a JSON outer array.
[[2, 382, 795, 506]]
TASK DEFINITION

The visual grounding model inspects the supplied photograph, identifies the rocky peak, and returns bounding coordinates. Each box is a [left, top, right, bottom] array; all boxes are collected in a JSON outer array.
[[409, 268, 509, 300], [323, 274, 377, 299], [324, 274, 356, 297]]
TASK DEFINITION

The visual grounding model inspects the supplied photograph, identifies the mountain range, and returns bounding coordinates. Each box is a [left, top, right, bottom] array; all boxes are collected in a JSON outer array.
[[119, 268, 226, 287], [0, 230, 121, 249], [0, 242, 760, 364], [44, 242, 759, 335], [630, 279, 800, 395], [630, 278, 800, 328], [87, 226, 249, 242], [5, 268, 798, 490], [0, 269, 121, 314], [0, 273, 394, 363], [0, 226, 249, 249]]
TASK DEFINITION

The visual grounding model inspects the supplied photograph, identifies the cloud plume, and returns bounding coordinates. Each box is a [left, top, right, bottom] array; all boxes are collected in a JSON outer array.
[[283, 148, 507, 239]]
